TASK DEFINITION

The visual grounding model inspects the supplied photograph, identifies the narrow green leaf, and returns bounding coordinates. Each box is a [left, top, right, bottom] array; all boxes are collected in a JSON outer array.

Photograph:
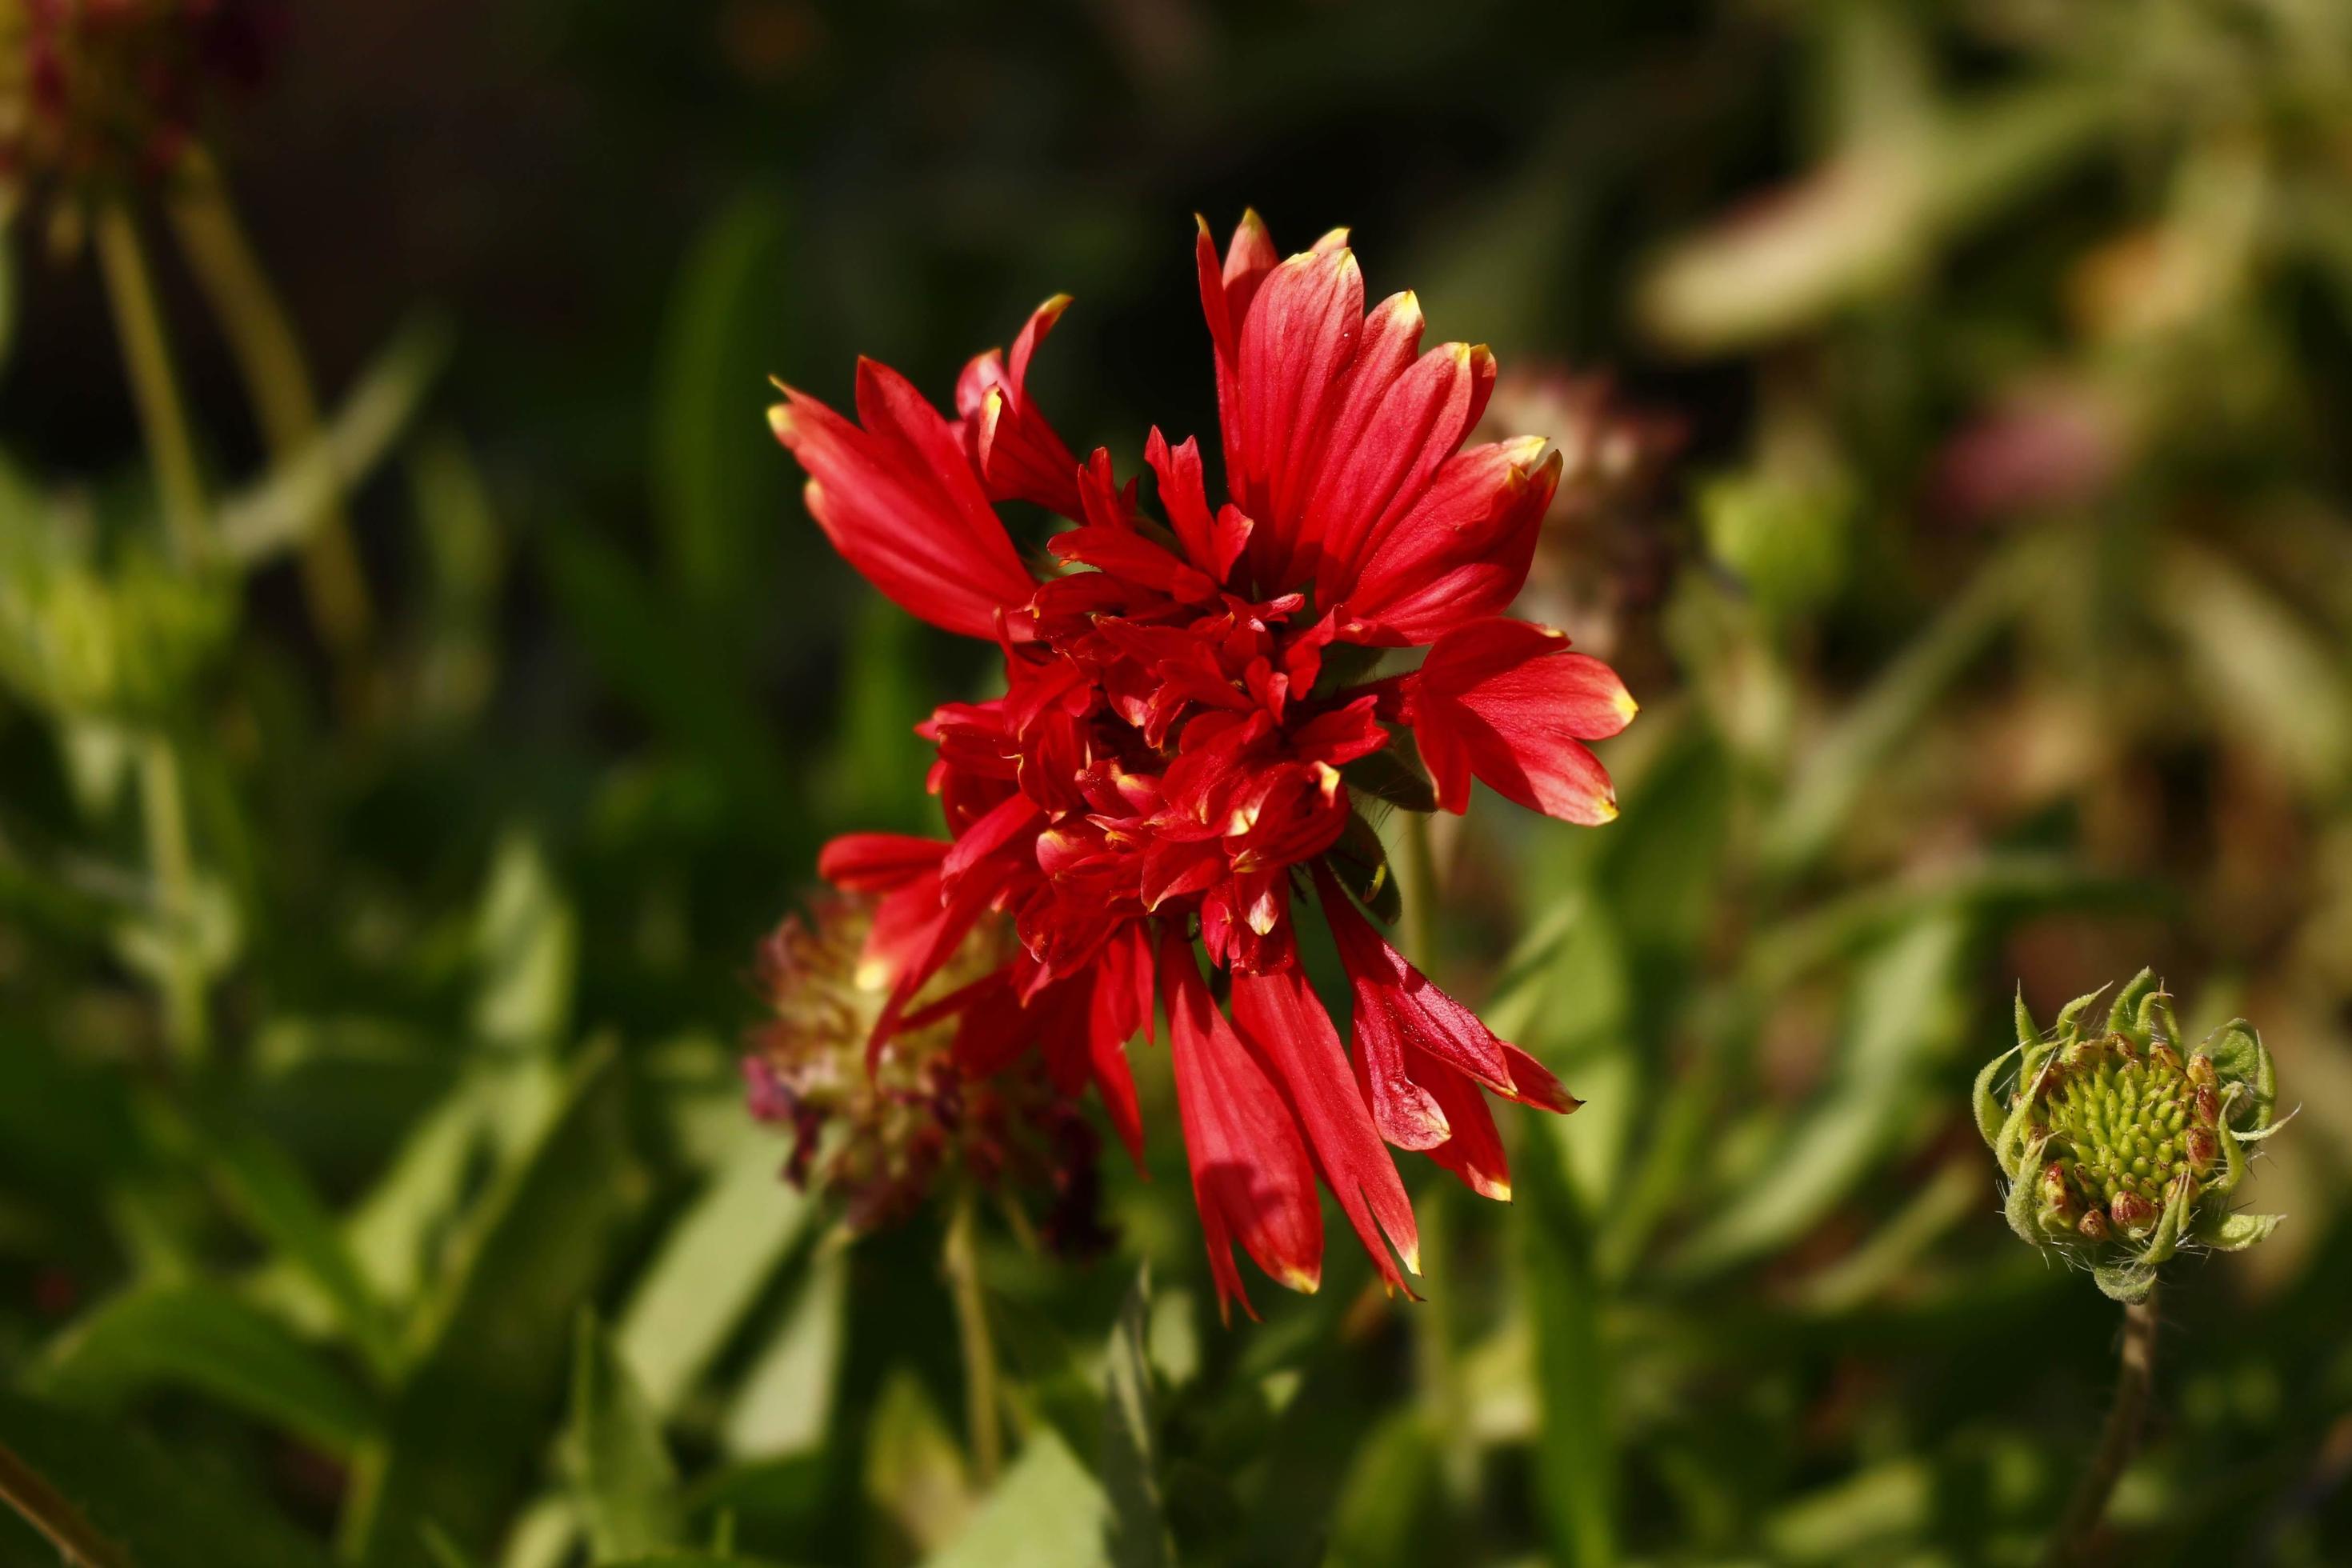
[[618, 1125, 814, 1418], [1673, 914, 1966, 1275], [341, 1042, 640, 1568], [178, 1098, 399, 1376], [565, 1310, 686, 1562], [721, 1248, 845, 1458], [0, 1391, 334, 1568], [34, 1280, 380, 1456], [1522, 1118, 1615, 1568], [1099, 1272, 1171, 1568]]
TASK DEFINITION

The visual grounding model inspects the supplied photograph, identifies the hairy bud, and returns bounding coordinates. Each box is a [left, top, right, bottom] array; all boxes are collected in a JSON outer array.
[[1975, 970, 2288, 1303]]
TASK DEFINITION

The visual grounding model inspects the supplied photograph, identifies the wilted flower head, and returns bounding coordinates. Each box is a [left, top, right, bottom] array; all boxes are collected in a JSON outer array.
[[1978, 968, 2287, 1302], [1, 0, 284, 222], [768, 212, 1634, 1318], [746, 896, 1109, 1252]]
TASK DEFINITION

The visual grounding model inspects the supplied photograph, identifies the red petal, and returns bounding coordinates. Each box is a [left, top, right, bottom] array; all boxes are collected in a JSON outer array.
[[1231, 969, 1421, 1287], [1309, 340, 1493, 599], [1232, 243, 1365, 591], [1145, 427, 1251, 584], [1314, 861, 1514, 1098], [1159, 926, 1322, 1321], [770, 370, 1035, 638], [1338, 444, 1558, 646], [1407, 618, 1635, 823], [1410, 1048, 1514, 1200], [818, 834, 948, 893]]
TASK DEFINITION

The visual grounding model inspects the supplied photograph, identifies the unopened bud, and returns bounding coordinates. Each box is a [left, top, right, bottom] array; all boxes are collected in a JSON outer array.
[[2039, 1161, 2072, 1214], [2110, 1190, 2158, 1233], [2077, 1209, 2110, 1241], [2184, 1126, 2218, 1173], [2186, 1054, 2218, 1089]]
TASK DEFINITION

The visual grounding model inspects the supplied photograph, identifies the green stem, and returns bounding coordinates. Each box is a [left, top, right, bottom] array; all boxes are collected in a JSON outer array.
[[137, 732, 210, 1062], [94, 201, 210, 565], [1400, 810, 1442, 969], [944, 1191, 1002, 1487], [166, 149, 376, 667], [2041, 1284, 2160, 1566], [0, 1440, 128, 1568]]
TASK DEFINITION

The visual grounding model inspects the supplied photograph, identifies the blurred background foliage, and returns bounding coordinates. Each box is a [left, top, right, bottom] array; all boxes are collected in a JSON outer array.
[[2, 0, 2350, 1564]]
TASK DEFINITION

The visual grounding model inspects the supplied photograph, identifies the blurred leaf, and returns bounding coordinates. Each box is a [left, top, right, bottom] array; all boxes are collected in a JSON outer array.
[[564, 1310, 687, 1562], [1100, 1272, 1171, 1568], [541, 530, 792, 810], [342, 1042, 640, 1568], [215, 315, 451, 563], [472, 830, 577, 1054], [0, 1391, 333, 1568], [864, 1371, 971, 1558], [619, 1127, 814, 1418], [922, 1429, 1109, 1568], [720, 1246, 845, 1459], [1699, 459, 1854, 622], [34, 1280, 380, 1456], [1642, 79, 2115, 350], [1522, 1118, 1616, 1568], [1761, 542, 2036, 878], [818, 590, 934, 833], [177, 1098, 399, 1376], [1672, 914, 1968, 1277], [1322, 1411, 1442, 1568], [653, 190, 793, 617]]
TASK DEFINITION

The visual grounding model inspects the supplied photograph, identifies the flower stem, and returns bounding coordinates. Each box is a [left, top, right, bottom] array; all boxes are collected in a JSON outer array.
[[2041, 1284, 2160, 1566], [166, 149, 377, 672], [137, 731, 210, 1062], [94, 201, 210, 565], [944, 1190, 1003, 1487], [1400, 810, 1442, 968]]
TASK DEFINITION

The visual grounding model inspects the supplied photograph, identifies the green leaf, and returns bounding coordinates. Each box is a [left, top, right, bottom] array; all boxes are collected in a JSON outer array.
[[0, 1390, 334, 1568], [1322, 1411, 1442, 1568], [1099, 1272, 1172, 1568], [341, 1042, 641, 1568], [176, 1097, 398, 1376], [618, 1126, 814, 1418], [471, 830, 577, 1054], [215, 315, 451, 565], [1760, 543, 2033, 878], [922, 1429, 1109, 1568], [2194, 1211, 2284, 1252], [652, 191, 794, 616], [1522, 1117, 1617, 1567], [34, 1280, 381, 1457], [565, 1310, 686, 1562], [1340, 748, 1436, 814], [1325, 807, 1402, 927], [720, 1249, 846, 1458], [1672, 914, 1966, 1275]]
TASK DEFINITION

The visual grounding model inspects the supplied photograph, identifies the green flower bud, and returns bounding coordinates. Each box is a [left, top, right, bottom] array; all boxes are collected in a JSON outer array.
[[1975, 972, 2290, 1303]]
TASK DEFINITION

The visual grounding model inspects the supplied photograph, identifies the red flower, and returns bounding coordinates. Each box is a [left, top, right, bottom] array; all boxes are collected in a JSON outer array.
[[769, 213, 1637, 1318]]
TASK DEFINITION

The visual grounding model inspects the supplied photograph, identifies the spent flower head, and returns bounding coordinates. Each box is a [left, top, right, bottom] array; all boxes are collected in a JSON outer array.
[[1977, 968, 2287, 1302], [1, 0, 284, 227], [745, 895, 1110, 1253]]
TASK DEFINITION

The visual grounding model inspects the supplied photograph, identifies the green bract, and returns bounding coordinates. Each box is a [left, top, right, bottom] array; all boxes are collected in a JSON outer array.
[[1975, 969, 2287, 1303]]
